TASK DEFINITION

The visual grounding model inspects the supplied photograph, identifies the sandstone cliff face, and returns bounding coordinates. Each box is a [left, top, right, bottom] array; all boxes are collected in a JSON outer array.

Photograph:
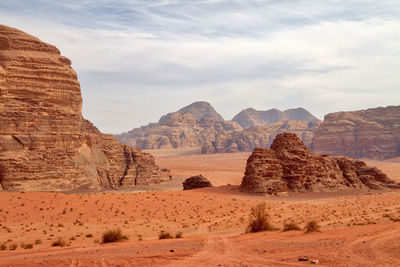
[[0, 25, 170, 191], [116, 102, 243, 150], [312, 106, 400, 160], [232, 107, 318, 129], [204, 120, 320, 154], [241, 132, 399, 194]]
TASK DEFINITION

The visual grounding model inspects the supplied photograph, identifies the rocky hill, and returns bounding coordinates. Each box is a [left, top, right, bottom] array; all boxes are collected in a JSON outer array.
[[232, 107, 318, 129], [312, 106, 400, 160], [116, 102, 243, 149], [117, 103, 320, 153], [202, 120, 320, 153], [241, 132, 399, 195], [0, 25, 170, 191]]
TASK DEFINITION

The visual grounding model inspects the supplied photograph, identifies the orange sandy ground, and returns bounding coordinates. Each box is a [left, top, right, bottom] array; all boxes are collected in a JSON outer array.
[[0, 151, 399, 266]]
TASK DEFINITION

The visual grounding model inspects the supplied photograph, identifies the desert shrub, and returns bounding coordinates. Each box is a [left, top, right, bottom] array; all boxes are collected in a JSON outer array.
[[305, 220, 321, 233], [0, 243, 6, 250], [85, 233, 93, 238], [34, 239, 42, 245], [21, 243, 33, 249], [246, 202, 274, 233], [283, 222, 301, 231], [102, 228, 128, 244], [158, 231, 173, 239], [8, 243, 17, 250], [70, 236, 76, 241], [51, 237, 66, 247], [175, 231, 183, 239]]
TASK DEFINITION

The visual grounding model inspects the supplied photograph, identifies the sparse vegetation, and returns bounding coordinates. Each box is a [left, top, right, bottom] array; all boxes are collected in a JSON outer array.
[[51, 237, 66, 247], [34, 239, 42, 245], [246, 202, 274, 233], [21, 243, 33, 249], [305, 220, 321, 233], [159, 231, 173, 239], [175, 231, 183, 238], [0, 243, 6, 250], [85, 233, 93, 238], [102, 228, 128, 244], [8, 243, 17, 250], [283, 222, 301, 231]]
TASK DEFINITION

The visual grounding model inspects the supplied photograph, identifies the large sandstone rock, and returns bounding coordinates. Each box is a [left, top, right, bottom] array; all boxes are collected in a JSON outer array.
[[232, 107, 318, 129], [0, 25, 170, 191], [205, 120, 320, 153], [115, 101, 243, 150], [241, 132, 399, 194], [312, 106, 400, 160], [182, 175, 213, 190]]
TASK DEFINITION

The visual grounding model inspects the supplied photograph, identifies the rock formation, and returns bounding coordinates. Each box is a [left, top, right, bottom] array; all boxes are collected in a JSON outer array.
[[232, 107, 318, 129], [203, 120, 320, 153], [241, 132, 399, 194], [312, 106, 400, 160], [182, 175, 213, 190], [116, 103, 320, 154], [115, 101, 243, 150], [0, 25, 170, 191]]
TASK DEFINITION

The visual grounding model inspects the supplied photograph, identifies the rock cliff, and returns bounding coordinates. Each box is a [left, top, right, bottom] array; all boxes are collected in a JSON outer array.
[[241, 132, 399, 194], [232, 107, 318, 129], [0, 25, 170, 191], [312, 106, 400, 160], [115, 101, 243, 150], [203, 120, 320, 153]]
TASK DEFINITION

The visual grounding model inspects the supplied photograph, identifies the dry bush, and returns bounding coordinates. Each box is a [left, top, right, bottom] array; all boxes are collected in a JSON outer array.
[[102, 228, 128, 244], [21, 243, 33, 249], [159, 231, 173, 239], [246, 202, 274, 233], [283, 222, 301, 231], [175, 231, 183, 238], [34, 239, 42, 245], [305, 220, 321, 233], [51, 237, 66, 247], [0, 243, 6, 250], [8, 243, 17, 250]]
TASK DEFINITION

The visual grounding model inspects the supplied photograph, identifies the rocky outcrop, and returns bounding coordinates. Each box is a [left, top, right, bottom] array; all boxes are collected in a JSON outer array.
[[115, 101, 243, 150], [116, 103, 320, 154], [182, 175, 212, 190], [232, 107, 318, 129], [312, 106, 400, 160], [204, 120, 320, 154], [0, 25, 170, 191], [241, 132, 399, 194]]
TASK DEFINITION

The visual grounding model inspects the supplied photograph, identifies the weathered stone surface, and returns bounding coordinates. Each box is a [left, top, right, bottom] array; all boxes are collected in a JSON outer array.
[[116, 103, 320, 154], [116, 101, 243, 150], [241, 132, 399, 194], [182, 175, 213, 190], [0, 25, 170, 191], [233, 107, 318, 129], [312, 106, 400, 160], [206, 120, 320, 154]]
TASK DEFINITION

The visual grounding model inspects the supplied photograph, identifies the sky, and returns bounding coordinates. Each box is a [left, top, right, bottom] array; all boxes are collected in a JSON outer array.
[[1, 0, 399, 134]]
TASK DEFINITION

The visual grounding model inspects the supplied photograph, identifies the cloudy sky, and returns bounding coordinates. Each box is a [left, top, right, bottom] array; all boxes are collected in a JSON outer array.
[[1, 0, 399, 133]]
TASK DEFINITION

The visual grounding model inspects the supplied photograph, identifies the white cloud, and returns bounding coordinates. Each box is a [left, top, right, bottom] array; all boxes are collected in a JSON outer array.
[[1, 0, 400, 133]]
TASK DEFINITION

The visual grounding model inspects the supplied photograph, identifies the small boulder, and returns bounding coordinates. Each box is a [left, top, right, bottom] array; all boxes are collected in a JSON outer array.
[[183, 175, 213, 190]]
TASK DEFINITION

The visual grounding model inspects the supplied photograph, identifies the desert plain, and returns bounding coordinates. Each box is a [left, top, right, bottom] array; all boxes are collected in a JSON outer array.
[[0, 149, 399, 267]]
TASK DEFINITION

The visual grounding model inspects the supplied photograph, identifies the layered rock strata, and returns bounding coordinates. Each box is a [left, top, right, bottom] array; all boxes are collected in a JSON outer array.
[[0, 25, 170, 191], [312, 106, 400, 160], [241, 132, 399, 194]]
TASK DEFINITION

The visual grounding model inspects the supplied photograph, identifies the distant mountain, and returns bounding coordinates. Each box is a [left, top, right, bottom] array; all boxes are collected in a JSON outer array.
[[116, 102, 320, 153], [115, 101, 242, 149], [232, 107, 318, 129], [203, 120, 321, 153], [312, 105, 400, 160]]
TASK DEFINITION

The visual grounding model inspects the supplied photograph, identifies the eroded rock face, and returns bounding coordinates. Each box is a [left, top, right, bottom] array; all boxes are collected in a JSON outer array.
[[232, 107, 318, 129], [182, 175, 213, 190], [0, 25, 170, 191], [241, 132, 399, 194], [312, 106, 400, 160], [206, 120, 320, 154], [116, 101, 243, 150]]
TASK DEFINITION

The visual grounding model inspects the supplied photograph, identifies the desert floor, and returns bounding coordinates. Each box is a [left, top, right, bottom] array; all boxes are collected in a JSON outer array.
[[0, 150, 399, 266]]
